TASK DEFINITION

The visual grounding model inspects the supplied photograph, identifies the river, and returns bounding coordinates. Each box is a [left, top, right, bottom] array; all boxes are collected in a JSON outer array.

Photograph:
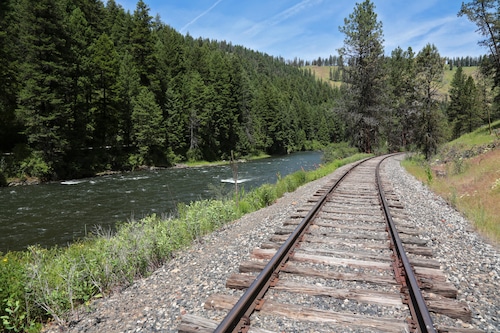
[[0, 151, 322, 252]]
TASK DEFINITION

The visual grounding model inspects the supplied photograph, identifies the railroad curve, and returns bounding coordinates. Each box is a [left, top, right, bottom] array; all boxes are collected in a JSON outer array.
[[179, 155, 478, 333]]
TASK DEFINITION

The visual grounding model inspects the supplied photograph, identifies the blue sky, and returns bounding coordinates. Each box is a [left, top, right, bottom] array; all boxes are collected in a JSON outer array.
[[116, 0, 485, 61]]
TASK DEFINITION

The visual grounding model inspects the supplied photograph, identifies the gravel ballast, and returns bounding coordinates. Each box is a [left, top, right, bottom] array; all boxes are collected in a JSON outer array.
[[44, 156, 499, 332]]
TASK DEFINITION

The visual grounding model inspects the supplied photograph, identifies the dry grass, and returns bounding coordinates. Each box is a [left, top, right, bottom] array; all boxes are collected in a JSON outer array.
[[303, 66, 342, 88], [440, 66, 479, 95], [303, 65, 481, 92], [403, 119, 500, 244], [404, 147, 500, 244], [443, 149, 500, 240]]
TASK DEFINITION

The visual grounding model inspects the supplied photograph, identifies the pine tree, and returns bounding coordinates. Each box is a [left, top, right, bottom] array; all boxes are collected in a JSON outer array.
[[181, 70, 207, 161], [448, 67, 484, 138], [448, 66, 467, 138], [16, 0, 73, 177], [0, 0, 21, 152], [475, 69, 495, 134], [459, 1, 500, 96], [103, 0, 132, 53], [202, 51, 239, 159], [463, 76, 482, 133], [117, 52, 141, 149], [415, 44, 448, 159], [130, 0, 155, 87], [338, 0, 385, 153], [333, 68, 341, 82], [231, 61, 255, 155], [165, 84, 187, 159], [69, 0, 105, 37], [131, 87, 165, 166], [67, 7, 93, 148], [89, 33, 120, 148], [386, 46, 418, 150]]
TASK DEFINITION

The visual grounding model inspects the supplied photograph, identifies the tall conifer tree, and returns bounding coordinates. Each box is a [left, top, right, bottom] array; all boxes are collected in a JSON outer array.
[[415, 44, 447, 159], [16, 0, 73, 176], [131, 87, 165, 166], [459, 0, 500, 86], [386, 46, 418, 150], [448, 66, 468, 138], [338, 0, 385, 153], [459, 1, 500, 132], [0, 0, 21, 152], [131, 0, 155, 87], [89, 33, 120, 149]]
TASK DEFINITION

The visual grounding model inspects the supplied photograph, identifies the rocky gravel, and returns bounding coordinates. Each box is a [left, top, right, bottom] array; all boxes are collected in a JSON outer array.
[[386, 155, 500, 332], [44, 156, 499, 333]]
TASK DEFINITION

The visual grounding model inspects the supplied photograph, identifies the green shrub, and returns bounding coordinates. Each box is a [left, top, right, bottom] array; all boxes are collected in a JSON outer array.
[[186, 148, 202, 162], [250, 184, 276, 208], [18, 152, 52, 180], [322, 142, 359, 164], [0, 252, 41, 332], [451, 156, 468, 175], [237, 199, 253, 215], [128, 154, 144, 171], [275, 169, 308, 197]]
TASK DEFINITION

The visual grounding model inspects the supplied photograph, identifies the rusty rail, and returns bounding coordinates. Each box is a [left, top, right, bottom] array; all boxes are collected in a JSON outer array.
[[213, 158, 369, 333], [376, 154, 436, 333]]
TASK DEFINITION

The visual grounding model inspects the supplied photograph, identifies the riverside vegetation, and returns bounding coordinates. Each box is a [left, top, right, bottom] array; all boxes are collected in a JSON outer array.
[[0, 150, 365, 332], [2, 0, 500, 329], [402, 120, 500, 244]]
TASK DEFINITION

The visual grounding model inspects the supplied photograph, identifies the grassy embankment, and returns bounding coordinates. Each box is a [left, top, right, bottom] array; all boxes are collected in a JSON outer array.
[[401, 120, 500, 244], [0, 149, 368, 332]]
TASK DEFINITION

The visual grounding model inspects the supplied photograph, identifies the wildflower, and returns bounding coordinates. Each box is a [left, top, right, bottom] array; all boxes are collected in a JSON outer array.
[[2, 257, 7, 263], [492, 178, 500, 191]]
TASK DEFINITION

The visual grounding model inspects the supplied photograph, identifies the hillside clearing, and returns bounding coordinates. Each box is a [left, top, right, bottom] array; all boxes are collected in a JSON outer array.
[[304, 65, 481, 93]]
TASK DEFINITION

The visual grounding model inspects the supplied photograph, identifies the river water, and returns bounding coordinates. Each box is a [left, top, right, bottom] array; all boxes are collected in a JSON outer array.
[[0, 151, 322, 252]]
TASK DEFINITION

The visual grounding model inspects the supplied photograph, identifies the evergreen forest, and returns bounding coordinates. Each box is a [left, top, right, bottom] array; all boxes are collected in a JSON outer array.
[[0, 0, 342, 181], [1, 0, 499, 183]]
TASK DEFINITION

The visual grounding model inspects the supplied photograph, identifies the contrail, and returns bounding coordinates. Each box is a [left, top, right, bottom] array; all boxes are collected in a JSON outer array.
[[180, 0, 224, 33], [273, 0, 322, 24], [244, 0, 323, 37]]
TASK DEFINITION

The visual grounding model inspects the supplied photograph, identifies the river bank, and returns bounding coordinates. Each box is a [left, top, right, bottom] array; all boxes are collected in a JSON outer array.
[[0, 151, 324, 253], [41, 155, 499, 333], [4, 153, 273, 187], [0, 154, 367, 332]]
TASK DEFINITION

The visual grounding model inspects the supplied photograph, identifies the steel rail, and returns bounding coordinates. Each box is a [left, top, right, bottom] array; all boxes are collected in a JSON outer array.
[[376, 154, 437, 333], [213, 158, 371, 333]]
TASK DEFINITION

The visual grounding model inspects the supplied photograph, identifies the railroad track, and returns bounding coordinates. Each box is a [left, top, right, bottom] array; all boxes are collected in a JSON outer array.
[[178, 155, 480, 333]]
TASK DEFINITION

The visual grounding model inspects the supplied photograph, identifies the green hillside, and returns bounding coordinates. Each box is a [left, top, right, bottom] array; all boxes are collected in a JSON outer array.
[[441, 66, 480, 94], [0, 1, 342, 182]]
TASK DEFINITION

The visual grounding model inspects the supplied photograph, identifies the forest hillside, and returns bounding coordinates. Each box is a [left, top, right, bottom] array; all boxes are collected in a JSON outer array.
[[1, 0, 499, 184], [0, 0, 342, 181]]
